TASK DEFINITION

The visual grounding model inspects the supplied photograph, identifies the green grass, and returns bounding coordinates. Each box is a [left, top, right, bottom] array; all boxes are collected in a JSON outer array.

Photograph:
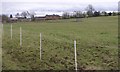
[[2, 16, 118, 70]]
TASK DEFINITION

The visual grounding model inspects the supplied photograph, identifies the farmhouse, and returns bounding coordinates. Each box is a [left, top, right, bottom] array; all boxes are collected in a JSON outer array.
[[34, 14, 61, 21], [17, 17, 31, 22], [35, 16, 46, 21], [1, 14, 61, 23], [9, 18, 18, 23], [45, 14, 61, 20]]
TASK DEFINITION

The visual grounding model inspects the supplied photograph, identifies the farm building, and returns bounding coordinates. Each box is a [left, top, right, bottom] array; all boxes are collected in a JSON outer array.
[[35, 17, 46, 21], [34, 14, 61, 21], [9, 18, 18, 23], [45, 14, 61, 20], [17, 17, 31, 22]]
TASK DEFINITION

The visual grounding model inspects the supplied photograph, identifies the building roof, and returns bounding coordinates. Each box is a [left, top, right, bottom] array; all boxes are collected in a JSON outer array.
[[46, 15, 60, 17], [35, 16, 46, 18]]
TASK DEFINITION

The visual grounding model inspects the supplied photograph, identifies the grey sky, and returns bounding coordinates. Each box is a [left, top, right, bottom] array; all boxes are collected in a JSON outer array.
[[1, 0, 119, 15]]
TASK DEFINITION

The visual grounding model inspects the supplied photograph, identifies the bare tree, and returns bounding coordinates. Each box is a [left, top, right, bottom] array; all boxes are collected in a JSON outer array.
[[74, 11, 83, 22], [86, 4, 95, 17], [1, 14, 9, 23], [21, 11, 29, 18], [10, 14, 13, 18], [15, 13, 20, 18], [21, 11, 36, 21], [62, 12, 70, 19], [29, 11, 36, 21]]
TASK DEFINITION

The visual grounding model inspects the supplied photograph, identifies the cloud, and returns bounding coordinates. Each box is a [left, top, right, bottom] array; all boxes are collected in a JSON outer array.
[[2, 1, 118, 15], [2, 0, 119, 2]]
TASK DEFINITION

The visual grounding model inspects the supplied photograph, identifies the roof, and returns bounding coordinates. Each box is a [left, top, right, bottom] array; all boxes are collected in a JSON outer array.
[[35, 17, 46, 18], [46, 15, 60, 17]]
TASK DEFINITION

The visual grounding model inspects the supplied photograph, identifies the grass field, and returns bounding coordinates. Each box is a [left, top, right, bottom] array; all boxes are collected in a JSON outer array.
[[2, 16, 118, 70]]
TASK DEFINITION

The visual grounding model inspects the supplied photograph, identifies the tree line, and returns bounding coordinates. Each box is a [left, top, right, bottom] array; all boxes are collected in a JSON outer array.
[[0, 4, 119, 23], [62, 4, 118, 19]]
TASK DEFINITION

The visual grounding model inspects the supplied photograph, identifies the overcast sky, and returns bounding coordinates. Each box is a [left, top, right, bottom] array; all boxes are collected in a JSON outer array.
[[1, 0, 119, 15]]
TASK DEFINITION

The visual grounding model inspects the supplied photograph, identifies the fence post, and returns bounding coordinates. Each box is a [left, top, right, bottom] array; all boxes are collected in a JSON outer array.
[[74, 40, 77, 72], [20, 27, 22, 47], [11, 24, 12, 40], [40, 33, 42, 60]]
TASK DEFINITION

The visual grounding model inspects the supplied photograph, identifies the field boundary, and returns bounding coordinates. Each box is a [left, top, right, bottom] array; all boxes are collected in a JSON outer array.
[[10, 26, 78, 70]]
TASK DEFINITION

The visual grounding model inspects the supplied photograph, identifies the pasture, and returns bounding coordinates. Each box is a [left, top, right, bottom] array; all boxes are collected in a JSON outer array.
[[2, 16, 118, 70]]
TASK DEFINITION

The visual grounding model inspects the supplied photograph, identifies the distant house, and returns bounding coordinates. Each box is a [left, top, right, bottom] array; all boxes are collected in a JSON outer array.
[[9, 18, 18, 23], [17, 17, 31, 22], [45, 14, 61, 20], [34, 14, 61, 21], [35, 17, 46, 21]]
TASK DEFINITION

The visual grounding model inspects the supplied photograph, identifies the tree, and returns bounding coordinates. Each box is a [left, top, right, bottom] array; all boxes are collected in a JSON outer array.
[[101, 11, 108, 16], [21, 11, 29, 18], [108, 12, 112, 16], [104, 11, 108, 16], [86, 4, 95, 17], [82, 12, 86, 18], [31, 15, 35, 21], [74, 11, 83, 22], [10, 14, 13, 18], [29, 11, 36, 21], [62, 12, 70, 19], [112, 12, 117, 16], [1, 14, 9, 23], [15, 13, 20, 18], [21, 11, 36, 21], [74, 11, 84, 18], [93, 11, 100, 17]]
